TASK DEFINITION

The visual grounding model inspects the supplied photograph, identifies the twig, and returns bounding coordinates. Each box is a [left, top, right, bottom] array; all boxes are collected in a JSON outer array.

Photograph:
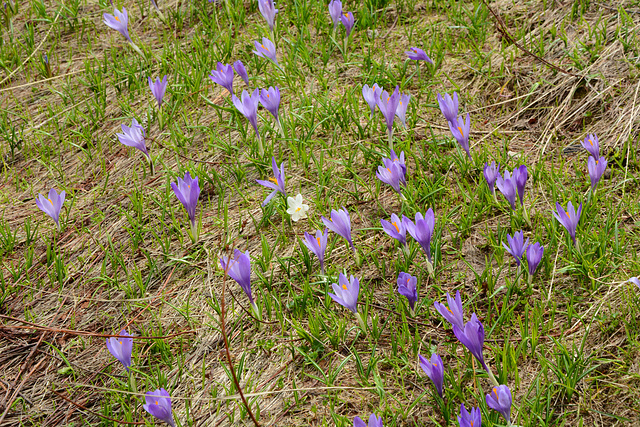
[[51, 389, 145, 425], [481, 0, 579, 78], [219, 249, 261, 427]]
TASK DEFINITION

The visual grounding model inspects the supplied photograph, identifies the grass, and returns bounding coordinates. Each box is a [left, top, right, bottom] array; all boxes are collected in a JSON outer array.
[[1, 0, 640, 425]]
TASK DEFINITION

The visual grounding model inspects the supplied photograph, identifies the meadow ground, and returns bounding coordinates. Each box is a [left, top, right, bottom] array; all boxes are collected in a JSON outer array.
[[1, 0, 640, 425]]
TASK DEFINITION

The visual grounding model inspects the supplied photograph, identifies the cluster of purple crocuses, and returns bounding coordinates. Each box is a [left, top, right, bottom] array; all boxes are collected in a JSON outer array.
[[362, 85, 411, 149]]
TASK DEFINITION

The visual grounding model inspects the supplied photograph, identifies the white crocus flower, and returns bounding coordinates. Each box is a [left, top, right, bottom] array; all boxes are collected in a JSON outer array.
[[286, 193, 309, 222]]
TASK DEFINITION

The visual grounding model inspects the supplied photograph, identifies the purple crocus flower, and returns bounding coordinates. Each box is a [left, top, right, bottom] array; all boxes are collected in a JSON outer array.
[[103, 7, 132, 43], [148, 76, 168, 108], [220, 249, 254, 304], [513, 164, 528, 206], [526, 242, 544, 277], [484, 161, 500, 194], [486, 385, 512, 423], [495, 169, 517, 210], [253, 37, 278, 65], [397, 272, 418, 311], [376, 161, 405, 195], [260, 86, 281, 122], [433, 290, 464, 329], [233, 60, 249, 85], [418, 353, 444, 397], [453, 313, 488, 371], [256, 157, 286, 206], [458, 403, 482, 427], [381, 214, 409, 246], [437, 92, 458, 124], [340, 11, 355, 37], [232, 88, 261, 141], [106, 329, 133, 371], [362, 83, 381, 118], [405, 209, 435, 263], [117, 118, 149, 159], [377, 86, 401, 147], [35, 188, 66, 231], [328, 0, 342, 30], [395, 93, 411, 128], [389, 149, 407, 175], [581, 133, 600, 159], [302, 229, 328, 275], [354, 414, 383, 427], [448, 113, 471, 159], [503, 230, 529, 267], [405, 47, 433, 63], [629, 277, 640, 290], [329, 273, 360, 313], [209, 62, 234, 94], [553, 201, 582, 244], [321, 207, 355, 251], [143, 388, 176, 427], [257, 0, 278, 32], [588, 155, 607, 191], [171, 172, 201, 241]]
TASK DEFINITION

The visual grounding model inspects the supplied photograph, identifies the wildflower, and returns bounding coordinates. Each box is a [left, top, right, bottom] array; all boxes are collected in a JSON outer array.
[[513, 164, 528, 206], [552, 201, 582, 244], [433, 290, 464, 329], [143, 388, 176, 427], [397, 272, 418, 312], [588, 155, 607, 191], [581, 133, 600, 159], [35, 188, 66, 231], [106, 329, 133, 371], [483, 161, 500, 194], [458, 403, 481, 427], [117, 118, 148, 158], [453, 313, 488, 370], [629, 277, 640, 290], [496, 169, 517, 210], [526, 242, 544, 278], [405, 209, 435, 263], [257, 0, 278, 32], [220, 250, 254, 305], [405, 47, 433, 63], [148, 75, 168, 108], [321, 207, 355, 251], [340, 11, 355, 37], [376, 86, 401, 148], [302, 229, 328, 274], [171, 171, 201, 242], [209, 62, 234, 94], [260, 86, 281, 122], [353, 414, 383, 427], [418, 353, 444, 397], [233, 60, 249, 85], [503, 230, 529, 266], [395, 93, 411, 128], [448, 113, 471, 159], [232, 88, 261, 151], [103, 7, 132, 43], [362, 83, 381, 118], [253, 37, 278, 65], [437, 92, 458, 124], [256, 157, 286, 206], [329, 273, 360, 313], [328, 0, 342, 30], [381, 214, 409, 246], [486, 385, 512, 424], [376, 152, 406, 195], [286, 193, 309, 222]]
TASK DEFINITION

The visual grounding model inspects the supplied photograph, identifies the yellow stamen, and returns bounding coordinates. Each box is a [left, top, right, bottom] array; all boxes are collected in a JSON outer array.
[[392, 222, 399, 233], [458, 126, 463, 135], [268, 177, 278, 183], [433, 362, 437, 367], [566, 211, 570, 218], [295, 207, 301, 212], [589, 139, 593, 146], [119, 340, 123, 345], [342, 284, 348, 290], [115, 16, 120, 22], [493, 387, 499, 399], [399, 101, 402, 106], [155, 401, 159, 405], [48, 198, 53, 205], [267, 93, 270, 98], [387, 96, 390, 102], [386, 167, 391, 173], [317, 237, 321, 246], [261, 44, 266, 49]]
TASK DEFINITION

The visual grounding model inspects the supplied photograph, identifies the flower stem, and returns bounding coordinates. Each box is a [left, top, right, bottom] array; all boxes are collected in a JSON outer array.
[[387, 127, 394, 150], [129, 41, 146, 60], [257, 133, 264, 157], [355, 312, 367, 334], [485, 365, 500, 387]]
